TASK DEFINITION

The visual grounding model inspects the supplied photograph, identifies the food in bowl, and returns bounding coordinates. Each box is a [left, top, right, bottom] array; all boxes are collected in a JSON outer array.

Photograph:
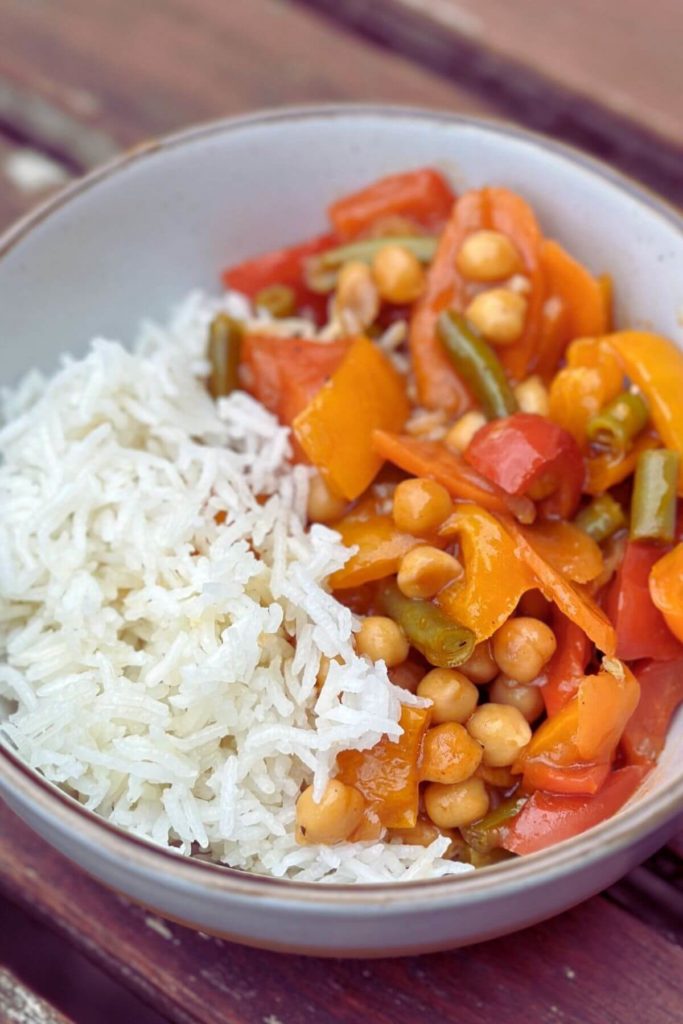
[[1, 166, 682, 882]]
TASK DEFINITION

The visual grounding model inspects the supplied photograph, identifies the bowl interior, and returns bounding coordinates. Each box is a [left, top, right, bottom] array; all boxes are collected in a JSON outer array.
[[0, 106, 682, 881]]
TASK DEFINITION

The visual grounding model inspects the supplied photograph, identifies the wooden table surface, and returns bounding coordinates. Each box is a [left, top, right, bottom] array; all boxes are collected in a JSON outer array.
[[0, 2, 681, 1022]]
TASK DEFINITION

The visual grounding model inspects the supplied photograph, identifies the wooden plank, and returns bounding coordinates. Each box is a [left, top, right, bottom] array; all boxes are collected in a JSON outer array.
[[0, 965, 75, 1024], [0, 805, 681, 1024], [0, 0, 493, 162], [297, 0, 683, 202], [394, 0, 683, 146]]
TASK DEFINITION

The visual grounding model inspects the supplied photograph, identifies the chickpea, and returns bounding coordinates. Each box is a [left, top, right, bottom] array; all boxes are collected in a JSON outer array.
[[389, 818, 465, 858], [514, 375, 550, 416], [307, 472, 347, 524], [444, 410, 487, 453], [397, 545, 463, 599], [417, 668, 478, 724], [389, 817, 441, 848], [459, 640, 498, 685], [424, 777, 490, 829], [295, 780, 365, 844], [517, 589, 551, 622], [334, 259, 380, 331], [492, 616, 557, 684], [355, 615, 409, 667], [466, 703, 532, 767], [392, 477, 452, 535], [421, 722, 483, 784], [456, 230, 522, 282], [489, 673, 545, 723], [372, 244, 425, 304], [465, 288, 527, 345]]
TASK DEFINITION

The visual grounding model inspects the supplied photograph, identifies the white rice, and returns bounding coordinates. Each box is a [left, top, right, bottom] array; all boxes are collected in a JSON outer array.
[[0, 291, 471, 882]]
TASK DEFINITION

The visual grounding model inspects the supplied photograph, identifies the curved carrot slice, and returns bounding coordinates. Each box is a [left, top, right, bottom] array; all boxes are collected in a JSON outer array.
[[372, 431, 536, 523], [485, 188, 545, 383], [410, 187, 545, 410], [535, 239, 608, 381], [502, 517, 617, 655], [409, 191, 484, 413]]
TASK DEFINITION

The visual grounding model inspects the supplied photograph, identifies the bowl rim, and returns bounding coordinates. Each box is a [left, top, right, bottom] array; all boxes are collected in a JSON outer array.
[[1, 102, 682, 910]]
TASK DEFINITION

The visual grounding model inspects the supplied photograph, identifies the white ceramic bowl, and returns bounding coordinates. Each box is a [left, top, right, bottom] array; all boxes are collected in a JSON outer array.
[[1, 106, 682, 957]]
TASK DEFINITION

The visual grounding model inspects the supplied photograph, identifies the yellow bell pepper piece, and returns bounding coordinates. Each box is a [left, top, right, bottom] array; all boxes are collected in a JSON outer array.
[[437, 504, 535, 641], [293, 335, 410, 500], [606, 331, 683, 491]]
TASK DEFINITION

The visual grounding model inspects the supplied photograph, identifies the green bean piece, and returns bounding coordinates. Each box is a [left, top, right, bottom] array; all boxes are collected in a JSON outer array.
[[305, 236, 439, 294], [254, 283, 297, 318], [319, 235, 438, 270], [630, 448, 680, 543], [586, 390, 649, 453], [378, 581, 476, 669], [437, 311, 518, 419], [574, 494, 627, 543], [207, 313, 243, 399], [460, 796, 527, 854]]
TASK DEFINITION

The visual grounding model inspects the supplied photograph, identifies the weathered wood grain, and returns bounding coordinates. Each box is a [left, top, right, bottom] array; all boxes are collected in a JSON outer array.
[[0, 805, 681, 1024], [0, 0, 496, 233], [0, 965, 75, 1024], [357, 0, 682, 145], [0, 0, 492, 161], [298, 0, 683, 202]]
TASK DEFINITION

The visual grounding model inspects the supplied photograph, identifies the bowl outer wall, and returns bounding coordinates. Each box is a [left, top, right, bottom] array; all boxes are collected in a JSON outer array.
[[0, 105, 682, 955]]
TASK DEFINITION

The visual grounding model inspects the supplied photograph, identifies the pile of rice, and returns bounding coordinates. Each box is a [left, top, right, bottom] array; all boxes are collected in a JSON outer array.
[[0, 292, 471, 882]]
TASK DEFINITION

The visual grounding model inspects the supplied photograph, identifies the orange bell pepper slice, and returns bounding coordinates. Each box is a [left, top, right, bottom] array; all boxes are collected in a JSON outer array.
[[438, 504, 535, 642], [516, 661, 639, 796], [576, 660, 640, 761], [502, 517, 617, 655], [293, 336, 409, 500], [336, 705, 431, 833], [518, 520, 603, 584], [372, 431, 535, 523], [606, 330, 683, 491], [328, 167, 455, 239], [329, 514, 422, 590], [534, 240, 607, 381], [649, 542, 683, 643]]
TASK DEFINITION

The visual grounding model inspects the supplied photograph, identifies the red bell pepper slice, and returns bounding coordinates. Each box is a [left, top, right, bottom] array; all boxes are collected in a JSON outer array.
[[605, 541, 683, 661], [328, 168, 455, 239], [622, 657, 683, 766], [542, 611, 592, 716], [222, 232, 336, 324], [240, 335, 350, 427], [372, 431, 535, 523], [465, 413, 584, 519], [502, 765, 650, 855]]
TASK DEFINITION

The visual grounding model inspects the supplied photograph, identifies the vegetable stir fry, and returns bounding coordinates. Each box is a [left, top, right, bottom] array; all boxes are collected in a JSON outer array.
[[215, 167, 683, 866]]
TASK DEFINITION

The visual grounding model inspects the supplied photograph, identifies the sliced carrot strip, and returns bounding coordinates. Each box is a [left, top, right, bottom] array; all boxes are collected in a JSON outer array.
[[502, 517, 617, 656], [372, 431, 536, 523]]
